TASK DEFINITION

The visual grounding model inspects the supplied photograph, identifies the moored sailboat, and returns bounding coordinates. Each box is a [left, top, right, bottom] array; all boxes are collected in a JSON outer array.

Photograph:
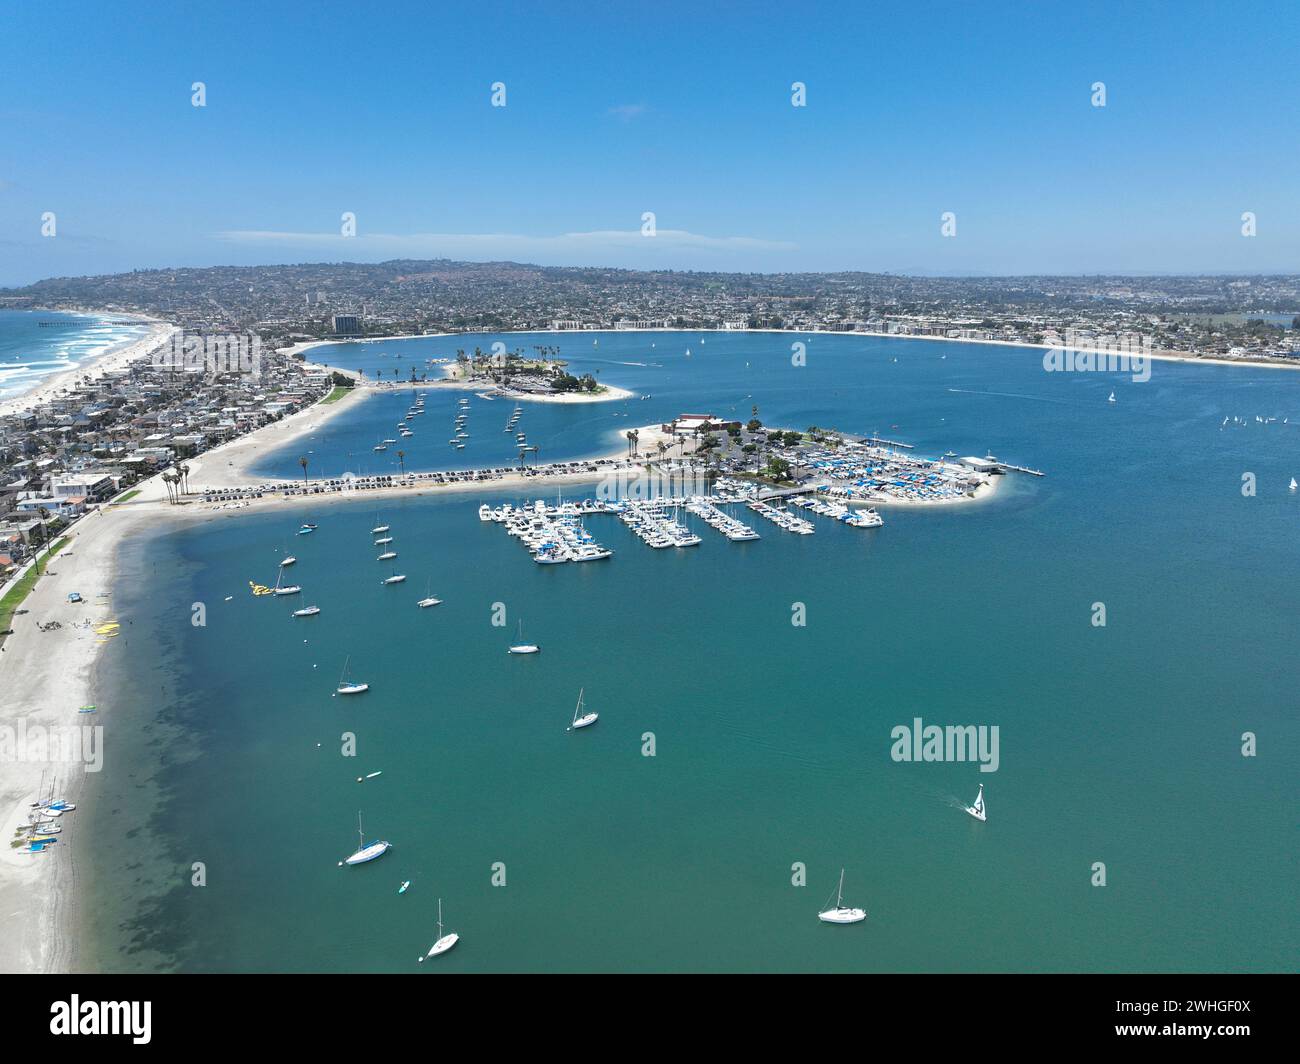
[[817, 868, 867, 924], [272, 569, 301, 596], [507, 619, 539, 654], [418, 898, 459, 960], [339, 811, 390, 866], [336, 655, 369, 695], [569, 687, 598, 730]]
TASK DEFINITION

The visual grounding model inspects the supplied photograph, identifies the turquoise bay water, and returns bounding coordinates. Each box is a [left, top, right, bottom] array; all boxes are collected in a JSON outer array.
[[79, 332, 1298, 972], [0, 308, 152, 401]]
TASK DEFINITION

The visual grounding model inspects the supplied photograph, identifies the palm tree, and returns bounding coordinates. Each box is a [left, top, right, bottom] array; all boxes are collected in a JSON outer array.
[[625, 430, 637, 459], [299, 455, 309, 486], [396, 450, 405, 475], [178, 462, 191, 496]]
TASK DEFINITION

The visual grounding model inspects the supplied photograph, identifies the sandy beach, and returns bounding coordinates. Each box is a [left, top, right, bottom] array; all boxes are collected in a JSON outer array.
[[0, 501, 156, 973], [0, 319, 178, 419]]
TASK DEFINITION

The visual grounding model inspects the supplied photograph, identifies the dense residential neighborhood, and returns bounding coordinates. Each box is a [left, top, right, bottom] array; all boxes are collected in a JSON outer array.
[[0, 342, 332, 579], [2, 260, 1298, 360]]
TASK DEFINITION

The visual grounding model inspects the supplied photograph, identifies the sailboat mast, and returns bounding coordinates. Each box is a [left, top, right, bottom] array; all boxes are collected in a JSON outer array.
[[437, 897, 443, 938], [837, 868, 845, 908]]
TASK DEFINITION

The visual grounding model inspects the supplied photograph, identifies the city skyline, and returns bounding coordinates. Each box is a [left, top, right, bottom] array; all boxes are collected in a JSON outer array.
[[3, 0, 1298, 286]]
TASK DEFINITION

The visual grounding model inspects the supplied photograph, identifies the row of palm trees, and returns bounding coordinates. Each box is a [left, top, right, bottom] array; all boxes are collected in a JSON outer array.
[[160, 462, 192, 504]]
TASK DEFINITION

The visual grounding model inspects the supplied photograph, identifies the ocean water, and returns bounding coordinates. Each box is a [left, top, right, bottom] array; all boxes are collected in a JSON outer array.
[[77, 331, 1298, 973], [0, 309, 152, 402]]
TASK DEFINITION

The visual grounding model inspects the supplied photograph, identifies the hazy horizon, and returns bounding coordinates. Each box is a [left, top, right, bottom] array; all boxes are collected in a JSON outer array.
[[6, 256, 1300, 292]]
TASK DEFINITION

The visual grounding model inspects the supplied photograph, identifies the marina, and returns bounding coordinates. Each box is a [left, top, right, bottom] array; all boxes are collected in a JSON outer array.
[[481, 488, 891, 562]]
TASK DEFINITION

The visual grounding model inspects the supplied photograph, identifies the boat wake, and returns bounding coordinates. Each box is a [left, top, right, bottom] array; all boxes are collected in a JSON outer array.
[[946, 387, 1070, 405]]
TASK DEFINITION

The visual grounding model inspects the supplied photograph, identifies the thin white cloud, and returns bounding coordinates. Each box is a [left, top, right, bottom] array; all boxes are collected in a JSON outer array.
[[607, 103, 649, 121]]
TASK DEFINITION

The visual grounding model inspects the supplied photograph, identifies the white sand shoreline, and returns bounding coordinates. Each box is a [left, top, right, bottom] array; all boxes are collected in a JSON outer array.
[[286, 326, 1300, 373], [0, 315, 177, 419], [0, 501, 155, 973]]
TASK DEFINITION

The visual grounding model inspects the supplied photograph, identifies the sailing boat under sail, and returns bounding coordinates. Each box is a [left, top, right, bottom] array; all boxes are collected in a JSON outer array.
[[569, 687, 598, 730], [817, 868, 866, 924], [339, 812, 390, 866], [965, 783, 987, 822], [418, 897, 459, 960]]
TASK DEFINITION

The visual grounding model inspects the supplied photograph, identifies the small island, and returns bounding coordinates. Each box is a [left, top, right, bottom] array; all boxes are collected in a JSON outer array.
[[440, 343, 632, 403]]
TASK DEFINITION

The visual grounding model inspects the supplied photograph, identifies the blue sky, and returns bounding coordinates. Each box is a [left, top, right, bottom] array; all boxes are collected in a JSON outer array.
[[1, 0, 1297, 285]]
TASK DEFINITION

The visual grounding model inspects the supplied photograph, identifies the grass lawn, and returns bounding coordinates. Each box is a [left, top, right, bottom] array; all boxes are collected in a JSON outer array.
[[112, 488, 142, 503], [0, 536, 71, 645], [320, 386, 352, 404]]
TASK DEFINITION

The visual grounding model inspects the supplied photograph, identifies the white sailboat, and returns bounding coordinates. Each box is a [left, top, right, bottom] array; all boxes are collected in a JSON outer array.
[[418, 897, 459, 960], [569, 687, 598, 730], [1291, 477, 1297, 492], [339, 811, 390, 866], [1107, 391, 1116, 403], [336, 655, 369, 695], [272, 568, 301, 596], [279, 555, 296, 566], [817, 868, 867, 924], [507, 619, 539, 654], [965, 783, 987, 822], [382, 572, 407, 585], [417, 579, 441, 608], [292, 605, 320, 617]]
